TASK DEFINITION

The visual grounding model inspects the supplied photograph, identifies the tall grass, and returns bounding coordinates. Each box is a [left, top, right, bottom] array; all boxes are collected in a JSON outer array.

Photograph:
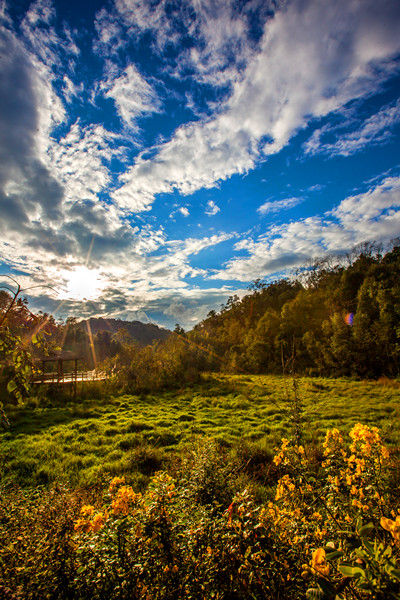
[[1, 374, 399, 488]]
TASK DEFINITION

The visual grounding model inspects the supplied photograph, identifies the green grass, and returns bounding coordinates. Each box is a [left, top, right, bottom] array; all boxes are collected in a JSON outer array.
[[1, 374, 399, 487]]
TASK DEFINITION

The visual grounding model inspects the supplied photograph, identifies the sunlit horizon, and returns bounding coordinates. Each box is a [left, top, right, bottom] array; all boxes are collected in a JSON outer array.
[[1, 0, 400, 329]]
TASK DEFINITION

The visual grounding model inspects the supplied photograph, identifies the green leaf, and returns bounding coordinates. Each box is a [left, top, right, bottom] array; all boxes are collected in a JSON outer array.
[[358, 522, 374, 538], [362, 539, 375, 555], [325, 550, 343, 561], [7, 380, 17, 393], [306, 588, 324, 600], [338, 565, 365, 578]]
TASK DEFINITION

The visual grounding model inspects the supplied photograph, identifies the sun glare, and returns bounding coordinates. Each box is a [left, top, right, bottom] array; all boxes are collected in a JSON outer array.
[[61, 266, 105, 300]]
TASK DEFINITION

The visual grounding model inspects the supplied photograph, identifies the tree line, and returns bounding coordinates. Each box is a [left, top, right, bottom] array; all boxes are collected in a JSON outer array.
[[187, 241, 400, 378]]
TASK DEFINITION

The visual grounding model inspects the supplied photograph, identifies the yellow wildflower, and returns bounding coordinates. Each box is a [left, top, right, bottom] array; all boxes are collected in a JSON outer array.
[[80, 504, 95, 517], [381, 515, 400, 541], [273, 438, 290, 466], [74, 518, 92, 533], [323, 428, 343, 457], [91, 512, 107, 532], [311, 548, 330, 577], [275, 474, 295, 501], [349, 423, 388, 458], [109, 476, 125, 493], [111, 485, 141, 515]]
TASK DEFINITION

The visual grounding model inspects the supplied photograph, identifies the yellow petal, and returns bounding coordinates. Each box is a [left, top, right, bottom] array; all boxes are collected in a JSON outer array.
[[381, 517, 394, 531]]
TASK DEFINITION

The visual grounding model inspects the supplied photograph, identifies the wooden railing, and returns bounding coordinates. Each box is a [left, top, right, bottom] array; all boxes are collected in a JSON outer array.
[[32, 371, 108, 384]]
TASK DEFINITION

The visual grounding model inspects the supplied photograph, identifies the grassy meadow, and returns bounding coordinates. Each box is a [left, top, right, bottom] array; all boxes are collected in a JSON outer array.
[[1, 373, 399, 489]]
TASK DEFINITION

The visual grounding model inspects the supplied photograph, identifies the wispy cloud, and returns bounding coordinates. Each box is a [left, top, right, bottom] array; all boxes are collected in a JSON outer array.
[[205, 200, 220, 216], [101, 63, 161, 129], [257, 197, 302, 215], [305, 99, 400, 156]]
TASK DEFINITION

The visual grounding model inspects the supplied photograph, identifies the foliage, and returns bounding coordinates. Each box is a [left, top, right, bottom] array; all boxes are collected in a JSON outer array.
[[189, 242, 400, 378], [0, 289, 53, 427], [108, 333, 207, 392], [0, 424, 399, 599]]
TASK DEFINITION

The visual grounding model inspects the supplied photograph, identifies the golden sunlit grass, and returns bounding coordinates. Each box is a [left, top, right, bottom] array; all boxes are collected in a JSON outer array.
[[1, 374, 399, 488]]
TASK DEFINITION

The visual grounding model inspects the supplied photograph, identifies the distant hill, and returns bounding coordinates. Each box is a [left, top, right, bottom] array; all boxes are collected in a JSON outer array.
[[81, 317, 171, 346]]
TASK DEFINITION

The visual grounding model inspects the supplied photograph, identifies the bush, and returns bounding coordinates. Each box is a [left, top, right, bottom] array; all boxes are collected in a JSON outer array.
[[108, 335, 207, 393], [0, 424, 399, 599]]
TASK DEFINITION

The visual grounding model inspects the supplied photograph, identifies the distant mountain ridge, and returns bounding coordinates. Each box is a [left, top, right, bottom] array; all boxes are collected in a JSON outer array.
[[81, 317, 171, 346]]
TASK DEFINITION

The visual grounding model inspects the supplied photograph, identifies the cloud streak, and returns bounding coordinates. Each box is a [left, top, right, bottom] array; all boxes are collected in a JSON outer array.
[[112, 0, 400, 212], [213, 176, 400, 282], [102, 64, 161, 129], [257, 197, 302, 215], [305, 99, 400, 156]]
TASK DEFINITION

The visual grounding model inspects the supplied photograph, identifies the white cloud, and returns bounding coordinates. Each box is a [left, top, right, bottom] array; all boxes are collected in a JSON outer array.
[[111, 0, 400, 213], [179, 206, 190, 216], [305, 98, 400, 156], [47, 120, 124, 205], [257, 196, 302, 215], [180, 233, 233, 257], [102, 63, 160, 128], [113, 0, 176, 50], [62, 75, 83, 103], [212, 176, 400, 281], [107, 0, 273, 87], [205, 200, 220, 216]]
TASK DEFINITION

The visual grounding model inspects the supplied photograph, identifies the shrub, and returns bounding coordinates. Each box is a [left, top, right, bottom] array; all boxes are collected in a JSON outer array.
[[108, 335, 207, 393], [0, 424, 399, 599]]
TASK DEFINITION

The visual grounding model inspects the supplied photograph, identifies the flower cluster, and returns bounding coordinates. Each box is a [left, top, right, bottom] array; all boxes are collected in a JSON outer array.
[[273, 438, 305, 467], [70, 425, 399, 600], [350, 422, 390, 459], [269, 422, 399, 598], [74, 504, 107, 533], [310, 547, 330, 577], [111, 485, 141, 515], [381, 514, 400, 542], [109, 475, 126, 493]]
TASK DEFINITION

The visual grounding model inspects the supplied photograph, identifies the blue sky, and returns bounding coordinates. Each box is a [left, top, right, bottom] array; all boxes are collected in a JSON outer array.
[[1, 0, 400, 329]]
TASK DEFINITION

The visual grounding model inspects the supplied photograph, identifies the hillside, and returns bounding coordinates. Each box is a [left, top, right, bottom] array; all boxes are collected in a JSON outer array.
[[82, 317, 170, 346], [188, 242, 400, 378]]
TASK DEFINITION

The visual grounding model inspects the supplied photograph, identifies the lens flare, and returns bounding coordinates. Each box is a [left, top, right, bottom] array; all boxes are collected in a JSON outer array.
[[344, 312, 354, 326]]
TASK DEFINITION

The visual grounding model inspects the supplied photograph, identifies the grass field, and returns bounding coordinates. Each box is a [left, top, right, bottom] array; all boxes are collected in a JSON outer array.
[[1, 373, 399, 488]]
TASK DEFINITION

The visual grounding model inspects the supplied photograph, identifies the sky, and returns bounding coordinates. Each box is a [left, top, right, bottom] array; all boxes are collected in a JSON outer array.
[[0, 0, 400, 330]]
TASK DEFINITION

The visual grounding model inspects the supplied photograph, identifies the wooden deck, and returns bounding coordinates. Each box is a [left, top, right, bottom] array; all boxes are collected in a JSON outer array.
[[32, 370, 108, 384]]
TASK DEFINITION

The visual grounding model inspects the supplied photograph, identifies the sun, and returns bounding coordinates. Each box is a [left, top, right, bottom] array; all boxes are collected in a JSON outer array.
[[61, 266, 105, 300]]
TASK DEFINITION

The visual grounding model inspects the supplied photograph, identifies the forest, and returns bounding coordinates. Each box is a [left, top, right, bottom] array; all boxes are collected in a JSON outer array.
[[189, 241, 400, 378]]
